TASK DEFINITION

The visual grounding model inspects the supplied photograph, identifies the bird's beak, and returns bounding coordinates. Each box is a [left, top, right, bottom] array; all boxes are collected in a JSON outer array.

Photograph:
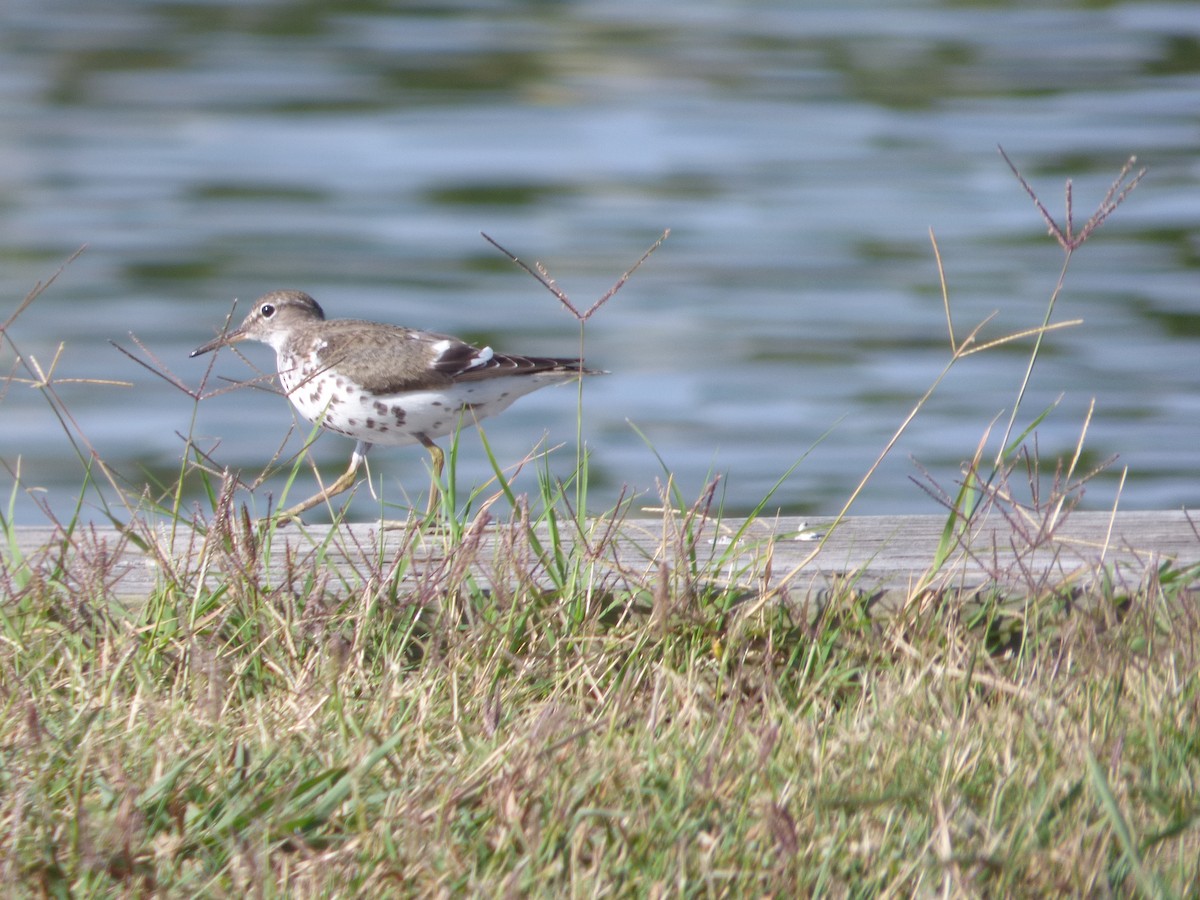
[[190, 326, 247, 358]]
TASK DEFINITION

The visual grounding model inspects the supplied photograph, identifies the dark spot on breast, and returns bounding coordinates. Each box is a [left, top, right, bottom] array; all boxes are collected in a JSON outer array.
[[348, 418, 358, 426], [366, 418, 375, 429], [378, 425, 389, 432], [374, 401, 388, 415], [392, 407, 406, 425]]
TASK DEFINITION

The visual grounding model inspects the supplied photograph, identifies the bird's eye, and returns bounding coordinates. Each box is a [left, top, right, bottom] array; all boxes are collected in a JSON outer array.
[[261, 303, 276, 318]]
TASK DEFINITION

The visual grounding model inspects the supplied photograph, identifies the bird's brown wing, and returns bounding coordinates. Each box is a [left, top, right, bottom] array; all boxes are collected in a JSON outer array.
[[315, 320, 589, 393], [312, 322, 451, 393]]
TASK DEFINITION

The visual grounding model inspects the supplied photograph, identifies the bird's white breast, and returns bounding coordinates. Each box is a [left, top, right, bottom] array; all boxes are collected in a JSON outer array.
[[275, 350, 578, 447]]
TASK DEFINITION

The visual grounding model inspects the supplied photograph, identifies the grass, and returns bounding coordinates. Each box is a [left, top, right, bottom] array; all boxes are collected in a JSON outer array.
[[2, 155, 1199, 896]]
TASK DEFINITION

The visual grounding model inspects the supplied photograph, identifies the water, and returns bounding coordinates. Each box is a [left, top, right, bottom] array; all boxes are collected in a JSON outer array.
[[2, 0, 1198, 523]]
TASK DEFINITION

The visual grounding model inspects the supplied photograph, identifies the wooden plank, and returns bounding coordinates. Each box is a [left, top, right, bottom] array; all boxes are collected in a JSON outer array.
[[5, 510, 1198, 607]]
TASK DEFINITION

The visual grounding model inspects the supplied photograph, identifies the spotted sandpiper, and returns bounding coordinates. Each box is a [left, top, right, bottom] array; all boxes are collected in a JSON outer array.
[[191, 290, 600, 520]]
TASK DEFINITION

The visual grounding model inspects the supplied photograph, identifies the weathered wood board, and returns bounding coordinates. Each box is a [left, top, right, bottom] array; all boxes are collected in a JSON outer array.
[[6, 509, 1197, 608]]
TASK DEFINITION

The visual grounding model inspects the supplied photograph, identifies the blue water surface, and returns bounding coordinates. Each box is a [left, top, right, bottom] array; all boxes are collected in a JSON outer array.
[[2, 0, 1198, 522]]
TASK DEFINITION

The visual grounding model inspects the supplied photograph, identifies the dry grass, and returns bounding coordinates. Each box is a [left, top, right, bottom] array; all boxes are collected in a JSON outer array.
[[2, 527, 1197, 896], [2, 158, 1198, 897]]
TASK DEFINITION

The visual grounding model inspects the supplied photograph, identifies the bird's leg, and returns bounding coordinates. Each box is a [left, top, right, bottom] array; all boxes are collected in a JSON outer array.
[[275, 440, 370, 523], [417, 433, 445, 517]]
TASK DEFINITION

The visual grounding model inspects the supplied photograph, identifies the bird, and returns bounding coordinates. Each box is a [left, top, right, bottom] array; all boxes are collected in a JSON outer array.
[[190, 290, 599, 520]]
